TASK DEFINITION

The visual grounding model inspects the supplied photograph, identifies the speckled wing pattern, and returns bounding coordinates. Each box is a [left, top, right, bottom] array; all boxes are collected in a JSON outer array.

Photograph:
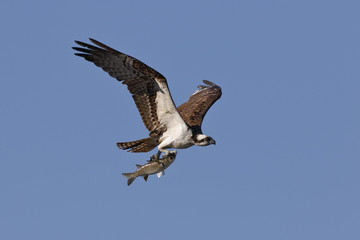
[[177, 80, 222, 131], [73, 38, 173, 138]]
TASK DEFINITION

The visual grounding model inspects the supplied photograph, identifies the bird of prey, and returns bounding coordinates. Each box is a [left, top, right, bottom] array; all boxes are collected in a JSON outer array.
[[73, 38, 222, 159]]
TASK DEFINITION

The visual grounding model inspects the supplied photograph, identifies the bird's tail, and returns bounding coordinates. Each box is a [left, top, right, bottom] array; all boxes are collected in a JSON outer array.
[[117, 137, 158, 153], [122, 173, 136, 186]]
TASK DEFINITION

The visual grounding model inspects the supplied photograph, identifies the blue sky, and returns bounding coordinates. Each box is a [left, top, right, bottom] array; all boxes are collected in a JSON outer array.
[[1, 0, 359, 239]]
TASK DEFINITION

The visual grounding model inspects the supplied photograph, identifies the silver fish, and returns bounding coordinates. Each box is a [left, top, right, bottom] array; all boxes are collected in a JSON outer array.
[[122, 151, 177, 186]]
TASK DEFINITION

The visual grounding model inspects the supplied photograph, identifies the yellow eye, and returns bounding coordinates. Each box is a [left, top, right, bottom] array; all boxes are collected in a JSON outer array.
[[205, 137, 210, 141]]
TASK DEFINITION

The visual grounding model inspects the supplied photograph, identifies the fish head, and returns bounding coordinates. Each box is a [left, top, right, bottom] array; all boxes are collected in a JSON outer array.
[[167, 151, 177, 163], [161, 151, 177, 166]]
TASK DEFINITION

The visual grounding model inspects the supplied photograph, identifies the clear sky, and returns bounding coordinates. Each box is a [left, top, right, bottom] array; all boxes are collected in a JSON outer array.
[[1, 0, 359, 239]]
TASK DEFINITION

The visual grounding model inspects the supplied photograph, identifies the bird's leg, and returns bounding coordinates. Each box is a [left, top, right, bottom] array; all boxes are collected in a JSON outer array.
[[150, 148, 176, 161]]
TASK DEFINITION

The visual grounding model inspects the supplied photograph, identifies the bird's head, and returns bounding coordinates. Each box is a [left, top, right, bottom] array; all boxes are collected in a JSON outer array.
[[194, 134, 216, 146]]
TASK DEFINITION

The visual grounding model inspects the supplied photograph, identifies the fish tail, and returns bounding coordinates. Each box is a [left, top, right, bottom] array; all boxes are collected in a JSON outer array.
[[122, 173, 136, 186]]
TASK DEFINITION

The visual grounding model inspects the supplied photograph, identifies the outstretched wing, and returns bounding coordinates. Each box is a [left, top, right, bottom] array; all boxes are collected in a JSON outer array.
[[73, 38, 187, 137], [177, 80, 222, 130]]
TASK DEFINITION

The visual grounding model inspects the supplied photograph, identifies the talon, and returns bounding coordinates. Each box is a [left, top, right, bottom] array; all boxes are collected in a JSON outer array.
[[150, 155, 158, 161], [150, 151, 161, 161]]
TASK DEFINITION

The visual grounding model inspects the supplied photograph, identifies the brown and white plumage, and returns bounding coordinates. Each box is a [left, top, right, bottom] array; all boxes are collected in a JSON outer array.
[[178, 80, 222, 134], [73, 38, 221, 158]]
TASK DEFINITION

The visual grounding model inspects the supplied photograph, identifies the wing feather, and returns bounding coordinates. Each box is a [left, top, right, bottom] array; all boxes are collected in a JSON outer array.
[[73, 39, 186, 136], [177, 80, 222, 130]]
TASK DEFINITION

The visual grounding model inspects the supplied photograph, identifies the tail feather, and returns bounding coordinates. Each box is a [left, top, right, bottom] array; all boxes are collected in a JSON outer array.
[[117, 137, 158, 153], [122, 173, 136, 186]]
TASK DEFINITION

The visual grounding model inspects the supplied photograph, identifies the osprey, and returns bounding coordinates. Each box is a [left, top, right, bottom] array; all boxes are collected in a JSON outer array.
[[73, 38, 222, 159]]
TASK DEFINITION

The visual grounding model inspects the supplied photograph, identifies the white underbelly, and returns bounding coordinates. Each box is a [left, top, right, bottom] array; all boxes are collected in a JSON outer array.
[[171, 139, 194, 149], [159, 127, 194, 149]]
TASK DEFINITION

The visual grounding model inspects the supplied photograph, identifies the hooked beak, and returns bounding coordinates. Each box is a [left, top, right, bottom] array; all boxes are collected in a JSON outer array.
[[211, 139, 216, 145]]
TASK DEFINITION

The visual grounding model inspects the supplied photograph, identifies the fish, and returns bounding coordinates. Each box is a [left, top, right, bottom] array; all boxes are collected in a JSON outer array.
[[122, 151, 177, 186]]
